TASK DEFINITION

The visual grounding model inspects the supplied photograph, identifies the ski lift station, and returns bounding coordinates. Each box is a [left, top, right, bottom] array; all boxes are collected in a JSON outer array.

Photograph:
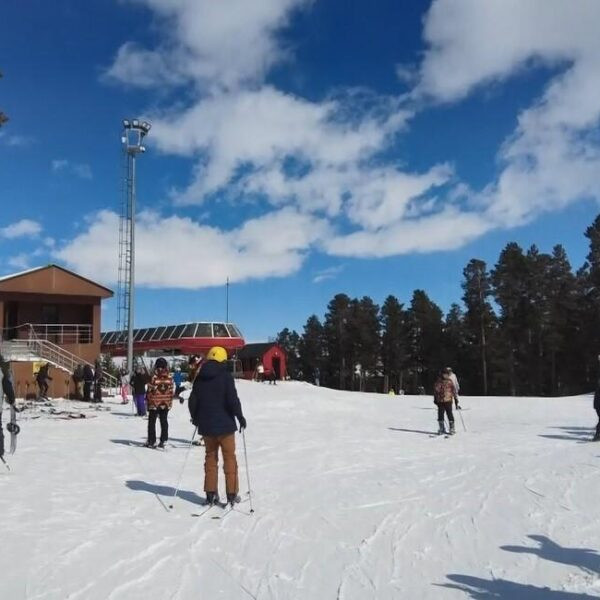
[[100, 322, 245, 357]]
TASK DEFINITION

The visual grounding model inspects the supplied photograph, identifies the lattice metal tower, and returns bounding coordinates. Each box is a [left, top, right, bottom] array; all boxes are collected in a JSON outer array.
[[116, 119, 151, 377]]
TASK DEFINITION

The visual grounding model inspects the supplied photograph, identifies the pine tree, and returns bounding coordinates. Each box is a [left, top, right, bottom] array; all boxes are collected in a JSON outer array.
[[406, 290, 444, 393], [347, 296, 380, 391], [323, 294, 353, 390], [276, 328, 301, 378], [380, 295, 408, 393], [462, 259, 496, 394], [298, 315, 325, 384]]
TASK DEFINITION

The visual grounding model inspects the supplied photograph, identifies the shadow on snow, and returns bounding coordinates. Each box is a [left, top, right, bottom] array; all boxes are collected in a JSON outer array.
[[126, 480, 205, 506], [388, 427, 437, 436], [539, 426, 595, 442], [438, 535, 600, 599]]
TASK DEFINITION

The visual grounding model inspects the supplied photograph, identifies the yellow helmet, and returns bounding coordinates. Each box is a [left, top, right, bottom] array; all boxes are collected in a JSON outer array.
[[207, 346, 227, 363]]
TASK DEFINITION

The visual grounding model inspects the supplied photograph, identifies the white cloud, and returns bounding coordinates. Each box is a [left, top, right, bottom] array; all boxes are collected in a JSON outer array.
[[313, 265, 344, 284], [54, 208, 329, 289], [325, 208, 492, 258], [1, 219, 42, 239], [416, 0, 600, 229], [0, 131, 35, 147], [7, 253, 32, 270], [104, 0, 313, 91], [52, 159, 93, 180]]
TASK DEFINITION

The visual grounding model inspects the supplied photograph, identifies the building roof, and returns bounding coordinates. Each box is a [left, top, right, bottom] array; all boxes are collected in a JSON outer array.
[[237, 342, 283, 360], [0, 264, 113, 297]]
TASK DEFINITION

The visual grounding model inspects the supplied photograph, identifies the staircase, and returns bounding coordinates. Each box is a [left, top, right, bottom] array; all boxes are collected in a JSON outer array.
[[1, 338, 118, 388]]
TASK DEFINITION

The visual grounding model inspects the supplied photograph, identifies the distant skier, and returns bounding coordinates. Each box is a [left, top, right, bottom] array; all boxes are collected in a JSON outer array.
[[36, 362, 52, 400], [188, 346, 246, 506], [433, 367, 459, 435], [314, 367, 320, 387], [73, 364, 84, 400], [593, 378, 600, 442], [447, 367, 461, 409], [130, 366, 149, 417], [256, 361, 265, 383], [83, 364, 94, 402], [173, 366, 185, 398], [0, 356, 16, 459], [145, 357, 173, 448], [119, 368, 130, 404], [93, 358, 103, 403]]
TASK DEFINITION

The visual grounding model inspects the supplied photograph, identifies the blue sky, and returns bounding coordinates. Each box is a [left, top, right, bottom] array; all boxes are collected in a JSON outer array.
[[1, 0, 600, 342]]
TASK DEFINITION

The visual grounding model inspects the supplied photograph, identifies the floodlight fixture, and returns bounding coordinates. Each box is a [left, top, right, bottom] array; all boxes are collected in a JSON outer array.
[[132, 119, 139, 127], [123, 119, 130, 128]]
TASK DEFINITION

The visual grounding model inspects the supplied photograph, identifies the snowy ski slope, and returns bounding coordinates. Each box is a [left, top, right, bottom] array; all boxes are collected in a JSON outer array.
[[1, 381, 599, 599]]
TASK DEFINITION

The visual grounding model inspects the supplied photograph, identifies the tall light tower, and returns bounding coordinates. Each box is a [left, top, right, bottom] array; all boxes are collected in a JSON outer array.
[[117, 118, 150, 381]]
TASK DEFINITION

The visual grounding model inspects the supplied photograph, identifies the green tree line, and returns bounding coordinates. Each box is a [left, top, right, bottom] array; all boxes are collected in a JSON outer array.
[[276, 214, 600, 396]]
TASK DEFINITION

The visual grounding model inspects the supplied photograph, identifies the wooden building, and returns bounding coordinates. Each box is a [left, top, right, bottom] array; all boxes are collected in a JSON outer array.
[[0, 264, 113, 398], [238, 343, 287, 380]]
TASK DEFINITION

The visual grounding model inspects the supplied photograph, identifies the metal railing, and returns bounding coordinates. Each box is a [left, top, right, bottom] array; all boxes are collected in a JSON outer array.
[[5, 323, 93, 345], [1, 336, 118, 389]]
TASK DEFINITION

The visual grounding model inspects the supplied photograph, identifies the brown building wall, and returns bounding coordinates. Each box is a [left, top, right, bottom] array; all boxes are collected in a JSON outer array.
[[11, 362, 76, 399]]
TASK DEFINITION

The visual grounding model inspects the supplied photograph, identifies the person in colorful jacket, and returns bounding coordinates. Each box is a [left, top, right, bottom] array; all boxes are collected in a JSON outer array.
[[145, 357, 174, 448], [433, 367, 459, 435]]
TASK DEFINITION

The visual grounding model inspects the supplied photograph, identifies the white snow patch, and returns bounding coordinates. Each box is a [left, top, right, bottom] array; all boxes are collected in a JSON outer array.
[[1, 383, 599, 598]]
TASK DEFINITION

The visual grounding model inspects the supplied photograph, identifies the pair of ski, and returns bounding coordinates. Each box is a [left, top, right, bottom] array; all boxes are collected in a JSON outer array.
[[429, 432, 455, 439], [191, 500, 237, 519]]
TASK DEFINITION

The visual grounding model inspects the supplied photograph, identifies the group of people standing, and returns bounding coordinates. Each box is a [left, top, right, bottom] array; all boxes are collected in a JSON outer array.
[[121, 348, 247, 505], [71, 361, 103, 403]]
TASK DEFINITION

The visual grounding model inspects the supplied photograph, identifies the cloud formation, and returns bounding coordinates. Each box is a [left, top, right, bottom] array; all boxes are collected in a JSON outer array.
[[52, 159, 93, 180], [74, 0, 600, 288], [54, 209, 329, 288], [1, 219, 42, 239]]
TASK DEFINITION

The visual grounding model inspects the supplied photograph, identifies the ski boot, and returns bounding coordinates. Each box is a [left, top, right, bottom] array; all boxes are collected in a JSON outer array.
[[205, 491, 220, 506], [449, 422, 456, 435], [226, 493, 241, 507], [157, 441, 165, 449], [593, 428, 600, 442], [144, 441, 156, 448], [437, 421, 446, 435]]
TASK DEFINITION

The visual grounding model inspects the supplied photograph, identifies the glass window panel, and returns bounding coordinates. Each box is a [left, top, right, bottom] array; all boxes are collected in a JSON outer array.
[[101, 332, 111, 344], [151, 326, 167, 341], [182, 324, 198, 337], [133, 328, 146, 342], [226, 324, 242, 337], [141, 328, 157, 342], [162, 325, 176, 339], [195, 323, 212, 337], [172, 325, 186, 339], [213, 323, 229, 337]]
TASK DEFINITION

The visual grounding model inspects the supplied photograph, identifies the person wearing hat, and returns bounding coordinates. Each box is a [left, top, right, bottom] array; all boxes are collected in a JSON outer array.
[[0, 355, 16, 459], [189, 346, 247, 506], [433, 367, 458, 435], [145, 357, 174, 448]]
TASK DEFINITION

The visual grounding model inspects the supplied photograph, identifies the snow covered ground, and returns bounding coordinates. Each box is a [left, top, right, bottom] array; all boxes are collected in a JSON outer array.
[[1, 381, 600, 599]]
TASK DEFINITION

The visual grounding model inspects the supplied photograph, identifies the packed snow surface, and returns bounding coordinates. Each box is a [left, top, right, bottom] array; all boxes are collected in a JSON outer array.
[[1, 381, 600, 599]]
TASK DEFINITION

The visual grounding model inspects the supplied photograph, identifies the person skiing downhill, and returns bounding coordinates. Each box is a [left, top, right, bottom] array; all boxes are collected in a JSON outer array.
[[0, 355, 16, 459], [433, 368, 459, 435], [145, 357, 173, 448], [188, 346, 247, 506]]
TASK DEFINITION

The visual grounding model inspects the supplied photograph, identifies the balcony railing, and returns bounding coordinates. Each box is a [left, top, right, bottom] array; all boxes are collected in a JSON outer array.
[[3, 323, 93, 345]]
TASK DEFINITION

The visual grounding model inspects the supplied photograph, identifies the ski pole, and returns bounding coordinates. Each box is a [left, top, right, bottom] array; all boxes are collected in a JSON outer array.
[[458, 407, 467, 432], [242, 430, 255, 514], [168, 426, 197, 509]]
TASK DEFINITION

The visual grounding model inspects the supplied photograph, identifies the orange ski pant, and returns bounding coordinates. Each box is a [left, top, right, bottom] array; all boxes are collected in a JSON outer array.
[[203, 433, 239, 495]]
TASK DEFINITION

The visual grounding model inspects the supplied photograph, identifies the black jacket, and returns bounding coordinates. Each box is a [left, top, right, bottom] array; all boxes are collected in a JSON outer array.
[[594, 382, 600, 410], [188, 360, 244, 436], [83, 365, 94, 383], [130, 372, 149, 396]]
